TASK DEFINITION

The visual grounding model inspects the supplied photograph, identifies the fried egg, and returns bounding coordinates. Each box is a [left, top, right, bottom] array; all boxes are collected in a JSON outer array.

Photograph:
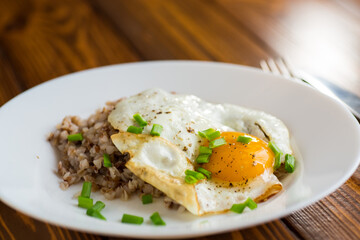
[[108, 88, 292, 215]]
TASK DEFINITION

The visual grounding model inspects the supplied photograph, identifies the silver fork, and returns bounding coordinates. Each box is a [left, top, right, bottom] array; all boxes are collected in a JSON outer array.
[[260, 58, 360, 120]]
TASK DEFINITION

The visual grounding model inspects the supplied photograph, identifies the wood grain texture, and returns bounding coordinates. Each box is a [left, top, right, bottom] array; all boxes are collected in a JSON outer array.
[[284, 167, 360, 240], [91, 0, 271, 65], [0, 48, 24, 105], [0, 0, 139, 90], [0, 201, 103, 240], [0, 0, 359, 239]]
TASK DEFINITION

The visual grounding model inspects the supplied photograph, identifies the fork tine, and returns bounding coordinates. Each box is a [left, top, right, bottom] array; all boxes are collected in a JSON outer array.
[[259, 60, 270, 72], [275, 58, 291, 78], [260, 58, 296, 79], [280, 58, 297, 78], [260, 58, 360, 120], [266, 58, 281, 75]]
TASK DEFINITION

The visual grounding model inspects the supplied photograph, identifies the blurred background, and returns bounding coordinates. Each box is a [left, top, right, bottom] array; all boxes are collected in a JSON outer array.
[[1, 0, 359, 95], [0, 0, 359, 239]]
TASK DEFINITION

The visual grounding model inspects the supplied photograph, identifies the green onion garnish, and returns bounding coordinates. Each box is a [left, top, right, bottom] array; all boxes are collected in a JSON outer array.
[[198, 128, 215, 138], [274, 153, 282, 170], [199, 146, 212, 155], [78, 196, 93, 209], [285, 154, 295, 173], [133, 113, 148, 127], [85, 201, 106, 220], [142, 194, 153, 204], [103, 153, 112, 167], [121, 214, 144, 224], [196, 167, 212, 179], [185, 175, 198, 184], [91, 201, 105, 212], [268, 141, 282, 156], [198, 128, 221, 141], [206, 131, 221, 141], [237, 135, 252, 144], [246, 198, 257, 210], [67, 133, 83, 142], [268, 141, 283, 170], [209, 138, 226, 149], [127, 125, 143, 134], [81, 181, 92, 198], [196, 154, 210, 164], [230, 202, 247, 213], [185, 170, 206, 180], [230, 197, 257, 214], [86, 208, 106, 220], [150, 124, 163, 136], [150, 212, 166, 226]]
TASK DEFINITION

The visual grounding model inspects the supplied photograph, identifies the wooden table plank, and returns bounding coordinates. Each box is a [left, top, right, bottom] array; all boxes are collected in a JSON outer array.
[[91, 0, 272, 65], [0, 0, 139, 89], [283, 167, 360, 240], [0, 50, 24, 105], [214, 0, 360, 96], [0, 201, 103, 240], [91, 0, 213, 61]]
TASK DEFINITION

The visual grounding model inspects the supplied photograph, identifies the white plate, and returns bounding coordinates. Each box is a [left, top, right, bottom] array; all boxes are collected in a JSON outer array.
[[1, 61, 359, 239]]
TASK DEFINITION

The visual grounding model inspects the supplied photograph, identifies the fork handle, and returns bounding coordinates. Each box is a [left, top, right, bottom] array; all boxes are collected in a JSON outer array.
[[298, 76, 360, 122]]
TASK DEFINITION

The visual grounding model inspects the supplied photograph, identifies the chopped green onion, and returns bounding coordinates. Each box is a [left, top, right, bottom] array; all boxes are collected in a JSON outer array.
[[91, 201, 105, 212], [196, 154, 210, 164], [81, 198, 106, 220], [237, 135, 252, 144], [199, 146, 212, 155], [274, 153, 282, 170], [85, 201, 106, 220], [230, 197, 257, 214], [206, 131, 221, 141], [133, 113, 148, 127], [86, 208, 106, 220], [268, 141, 283, 170], [150, 124, 163, 136], [150, 212, 166, 226], [285, 154, 295, 173], [185, 175, 198, 184], [230, 202, 247, 213], [246, 198, 257, 210], [121, 214, 144, 224], [81, 181, 92, 198], [127, 125, 143, 134], [198, 128, 221, 141], [103, 153, 112, 167], [67, 133, 83, 142], [198, 128, 215, 138], [185, 170, 206, 180], [78, 196, 93, 209], [142, 194, 153, 204], [268, 141, 282, 156], [196, 167, 212, 179], [209, 138, 226, 149], [196, 146, 213, 164]]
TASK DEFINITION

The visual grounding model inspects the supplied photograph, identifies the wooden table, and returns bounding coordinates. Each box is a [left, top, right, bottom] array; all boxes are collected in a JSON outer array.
[[1, 0, 359, 239]]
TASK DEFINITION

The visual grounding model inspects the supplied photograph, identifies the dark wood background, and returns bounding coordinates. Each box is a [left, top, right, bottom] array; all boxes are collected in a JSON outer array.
[[0, 0, 359, 239]]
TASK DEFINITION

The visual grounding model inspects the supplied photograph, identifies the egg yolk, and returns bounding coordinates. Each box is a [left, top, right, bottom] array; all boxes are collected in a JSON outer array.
[[201, 132, 274, 183]]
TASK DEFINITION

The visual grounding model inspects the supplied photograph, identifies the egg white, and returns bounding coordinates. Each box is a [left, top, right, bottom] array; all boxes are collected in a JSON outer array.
[[109, 88, 292, 163], [108, 88, 291, 215]]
